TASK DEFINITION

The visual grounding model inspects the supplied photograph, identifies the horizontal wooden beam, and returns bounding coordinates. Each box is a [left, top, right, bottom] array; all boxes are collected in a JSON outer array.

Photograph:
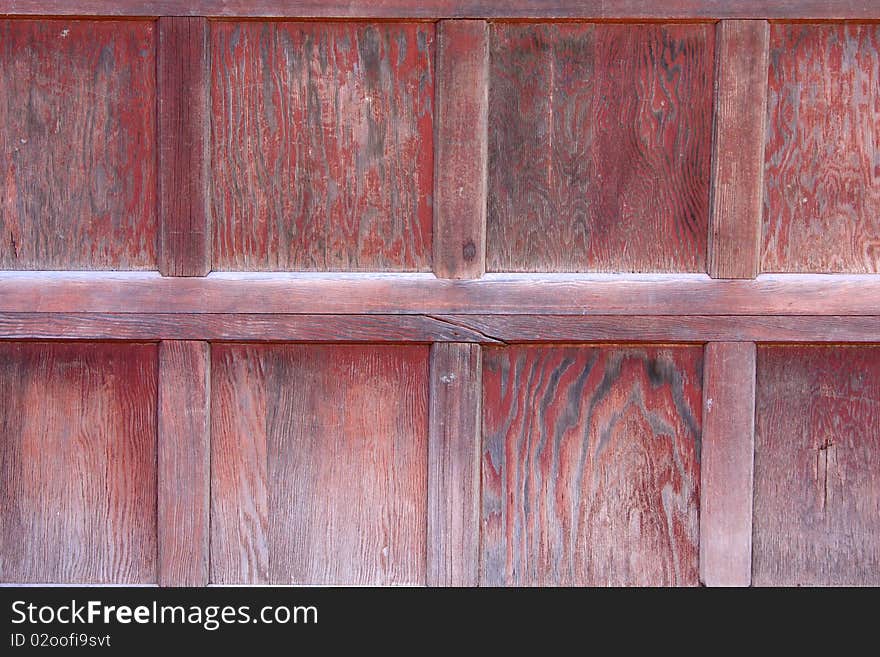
[[0, 1, 876, 19], [0, 312, 499, 342], [436, 315, 880, 343], [0, 313, 876, 343], [1, 272, 879, 316]]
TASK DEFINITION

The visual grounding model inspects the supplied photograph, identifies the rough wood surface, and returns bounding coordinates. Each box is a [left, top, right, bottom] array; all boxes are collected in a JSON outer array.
[[0, 342, 157, 584], [428, 343, 481, 586], [158, 341, 210, 587], [211, 344, 429, 585], [433, 20, 488, 279], [763, 24, 880, 273], [0, 19, 157, 270], [708, 20, 769, 279], [211, 21, 434, 271], [699, 342, 755, 587], [437, 315, 880, 344], [210, 344, 269, 584], [481, 345, 702, 586], [487, 23, 714, 273], [0, 313, 498, 342], [753, 346, 880, 586], [0, 1, 876, 19], [4, 272, 880, 316], [159, 17, 209, 277]]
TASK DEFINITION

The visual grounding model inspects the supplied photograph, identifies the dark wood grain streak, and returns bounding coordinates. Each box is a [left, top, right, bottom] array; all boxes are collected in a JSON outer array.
[[433, 20, 488, 279], [211, 21, 434, 272], [0, 342, 157, 584], [1, 1, 877, 20], [487, 23, 713, 273], [0, 313, 497, 342], [3, 272, 880, 316], [763, 25, 880, 273], [268, 345, 428, 585], [210, 344, 269, 584], [708, 20, 769, 279], [437, 315, 880, 343], [158, 341, 209, 587], [428, 343, 481, 586], [481, 345, 702, 586], [159, 17, 209, 277], [0, 19, 156, 270], [699, 342, 755, 587], [753, 346, 880, 586]]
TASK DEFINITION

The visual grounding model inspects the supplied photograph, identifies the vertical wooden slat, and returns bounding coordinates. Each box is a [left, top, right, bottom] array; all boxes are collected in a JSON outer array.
[[433, 19, 489, 279], [158, 16, 210, 276], [708, 20, 770, 279], [427, 343, 482, 586], [699, 341, 756, 587], [158, 340, 210, 586]]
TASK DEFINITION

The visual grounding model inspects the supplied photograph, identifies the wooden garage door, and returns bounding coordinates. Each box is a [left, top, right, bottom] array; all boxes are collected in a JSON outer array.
[[1, 2, 878, 587]]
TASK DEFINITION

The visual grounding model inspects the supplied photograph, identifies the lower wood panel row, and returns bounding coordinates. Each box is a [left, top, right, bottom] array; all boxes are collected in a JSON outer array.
[[0, 342, 877, 585]]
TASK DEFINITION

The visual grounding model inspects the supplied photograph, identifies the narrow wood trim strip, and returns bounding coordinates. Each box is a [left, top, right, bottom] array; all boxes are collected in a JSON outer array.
[[0, 313, 499, 342], [0, 1, 876, 20], [1, 272, 880, 316], [158, 16, 210, 277], [433, 19, 488, 280], [427, 343, 482, 586], [708, 20, 770, 279], [158, 340, 210, 586], [1, 313, 877, 343], [700, 341, 756, 587]]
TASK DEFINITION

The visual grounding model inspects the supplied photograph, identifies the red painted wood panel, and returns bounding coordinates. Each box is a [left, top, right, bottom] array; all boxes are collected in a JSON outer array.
[[481, 345, 702, 586], [754, 346, 880, 586], [763, 25, 880, 273], [211, 344, 428, 585], [487, 23, 714, 273], [211, 22, 434, 271], [0, 20, 157, 270], [0, 342, 157, 584]]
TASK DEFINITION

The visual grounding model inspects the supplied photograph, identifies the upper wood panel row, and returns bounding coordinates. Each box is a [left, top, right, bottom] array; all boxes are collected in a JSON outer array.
[[1, 20, 878, 273]]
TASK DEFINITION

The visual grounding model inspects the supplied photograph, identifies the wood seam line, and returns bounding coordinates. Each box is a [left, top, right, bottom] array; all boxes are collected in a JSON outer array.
[[699, 341, 756, 587], [708, 19, 770, 279], [433, 19, 489, 280], [427, 343, 482, 586], [0, 2, 878, 19], [158, 340, 210, 586], [158, 17, 210, 277]]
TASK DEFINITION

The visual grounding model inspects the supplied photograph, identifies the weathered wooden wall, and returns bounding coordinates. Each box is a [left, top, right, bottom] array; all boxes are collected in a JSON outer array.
[[0, 3, 878, 587]]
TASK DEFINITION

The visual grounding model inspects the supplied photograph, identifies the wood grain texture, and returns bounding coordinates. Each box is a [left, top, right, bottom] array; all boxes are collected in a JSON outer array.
[[0, 313, 877, 343], [708, 20, 769, 279], [487, 23, 714, 273], [699, 342, 755, 587], [481, 345, 702, 586], [0, 313, 499, 342], [753, 346, 880, 586], [428, 343, 481, 586], [210, 344, 269, 584], [4, 272, 880, 316], [211, 21, 434, 272], [0, 20, 156, 270], [211, 344, 429, 585], [0, 342, 157, 584], [1, 1, 877, 19], [437, 315, 880, 344], [763, 24, 880, 273], [158, 341, 209, 587], [159, 17, 210, 277], [433, 20, 488, 279]]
